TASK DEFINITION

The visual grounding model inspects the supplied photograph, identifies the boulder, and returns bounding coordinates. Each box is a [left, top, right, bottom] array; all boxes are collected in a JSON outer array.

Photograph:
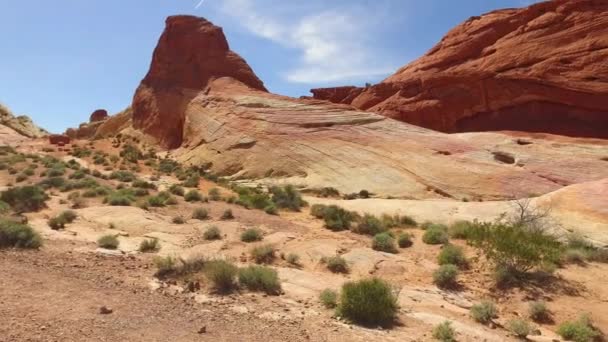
[[89, 109, 108, 123], [311, 0, 608, 139], [49, 134, 70, 145]]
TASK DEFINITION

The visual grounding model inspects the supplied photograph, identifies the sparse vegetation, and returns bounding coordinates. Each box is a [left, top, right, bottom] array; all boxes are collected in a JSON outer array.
[[270, 185, 306, 211], [220, 209, 234, 220], [398, 233, 414, 248], [321, 205, 357, 231], [353, 214, 386, 235], [507, 318, 532, 339], [139, 238, 160, 252], [528, 300, 549, 322], [238, 265, 281, 295], [433, 264, 459, 288], [437, 244, 467, 268], [432, 321, 456, 342], [285, 253, 300, 266], [208, 188, 221, 201], [192, 208, 209, 220], [325, 255, 348, 273], [203, 226, 221, 240], [338, 278, 398, 326], [250, 244, 275, 264], [169, 184, 185, 196], [423, 226, 449, 245], [470, 301, 497, 324], [241, 228, 263, 242], [448, 220, 474, 239], [372, 232, 398, 253], [557, 315, 599, 342], [1, 185, 48, 213], [319, 289, 338, 308], [0, 219, 42, 249], [172, 216, 185, 224], [204, 259, 237, 293], [97, 234, 119, 249]]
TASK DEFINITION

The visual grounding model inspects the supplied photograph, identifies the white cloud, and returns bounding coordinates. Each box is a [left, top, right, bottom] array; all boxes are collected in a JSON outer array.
[[214, 0, 397, 84]]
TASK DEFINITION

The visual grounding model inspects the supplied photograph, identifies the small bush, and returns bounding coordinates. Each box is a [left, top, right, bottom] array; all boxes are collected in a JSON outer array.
[[319, 289, 338, 308], [251, 244, 275, 264], [353, 214, 386, 236], [507, 318, 532, 339], [433, 264, 459, 288], [204, 259, 237, 293], [264, 204, 278, 215], [270, 185, 305, 211], [1, 185, 48, 213], [470, 301, 497, 324], [59, 210, 77, 223], [97, 234, 119, 249], [0, 220, 42, 248], [423, 226, 449, 245], [398, 233, 413, 248], [326, 255, 348, 273], [154, 255, 177, 277], [528, 300, 549, 322], [433, 321, 456, 342], [182, 175, 200, 188], [323, 205, 357, 231], [139, 238, 160, 252], [241, 228, 263, 242], [208, 188, 221, 201], [557, 315, 599, 342], [238, 265, 281, 295], [169, 184, 185, 196], [286, 253, 300, 266], [449, 220, 474, 239], [310, 204, 328, 219], [48, 216, 66, 230], [203, 226, 221, 240], [185, 190, 202, 202], [338, 278, 398, 326], [109, 170, 136, 182], [372, 232, 398, 253], [438, 244, 467, 267], [172, 216, 185, 224], [221, 209, 234, 220], [192, 208, 208, 220]]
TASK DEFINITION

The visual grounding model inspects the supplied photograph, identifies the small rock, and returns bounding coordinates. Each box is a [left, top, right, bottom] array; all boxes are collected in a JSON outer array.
[[99, 306, 113, 315], [198, 326, 207, 334]]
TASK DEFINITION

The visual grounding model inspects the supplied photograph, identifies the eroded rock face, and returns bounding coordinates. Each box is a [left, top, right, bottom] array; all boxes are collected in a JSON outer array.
[[132, 15, 267, 149], [89, 109, 108, 123], [311, 0, 608, 138], [0, 103, 47, 138]]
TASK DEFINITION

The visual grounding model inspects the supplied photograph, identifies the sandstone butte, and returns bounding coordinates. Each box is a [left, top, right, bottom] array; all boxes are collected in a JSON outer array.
[[310, 0, 608, 139], [89, 109, 108, 123], [86, 14, 608, 204]]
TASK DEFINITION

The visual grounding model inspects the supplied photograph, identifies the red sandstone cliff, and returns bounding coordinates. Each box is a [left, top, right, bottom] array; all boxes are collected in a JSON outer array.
[[311, 0, 608, 138], [132, 15, 267, 148]]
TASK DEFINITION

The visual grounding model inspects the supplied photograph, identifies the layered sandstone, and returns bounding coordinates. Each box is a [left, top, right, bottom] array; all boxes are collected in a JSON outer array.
[[311, 0, 608, 138], [0, 103, 47, 138]]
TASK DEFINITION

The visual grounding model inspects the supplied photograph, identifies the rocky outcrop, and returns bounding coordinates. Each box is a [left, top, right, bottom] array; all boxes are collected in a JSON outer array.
[[132, 15, 267, 149], [89, 109, 108, 123], [49, 134, 70, 145], [311, 0, 608, 139], [0, 103, 47, 138]]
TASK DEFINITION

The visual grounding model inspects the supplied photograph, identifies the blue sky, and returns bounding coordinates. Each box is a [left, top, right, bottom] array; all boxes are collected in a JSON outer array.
[[0, 0, 537, 133]]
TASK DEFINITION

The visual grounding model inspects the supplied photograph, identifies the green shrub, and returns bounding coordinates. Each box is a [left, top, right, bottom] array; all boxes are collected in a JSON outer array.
[[15, 174, 28, 183], [147, 195, 166, 207], [433, 321, 456, 342], [241, 228, 263, 242], [251, 244, 275, 264], [421, 221, 448, 231], [470, 301, 497, 324], [59, 210, 77, 223], [310, 204, 328, 218], [192, 208, 208, 220], [372, 232, 397, 253], [208, 188, 221, 201], [169, 184, 185, 196], [48, 216, 66, 230], [153, 255, 178, 277], [557, 315, 599, 342], [353, 214, 386, 235], [467, 221, 562, 275], [325, 255, 348, 273], [105, 189, 135, 206], [438, 244, 467, 267], [172, 216, 185, 224], [0, 220, 42, 248], [0, 200, 10, 214], [203, 226, 221, 240], [109, 170, 136, 182], [264, 204, 278, 215], [1, 185, 48, 213], [221, 209, 234, 220], [286, 253, 300, 266], [139, 238, 160, 252], [270, 185, 305, 211], [398, 233, 413, 248], [97, 234, 119, 249], [132, 179, 156, 190], [449, 220, 474, 239], [322, 205, 357, 231], [338, 278, 398, 326], [238, 265, 281, 295], [185, 190, 203, 202], [433, 264, 459, 288], [528, 301, 549, 322], [204, 260, 237, 293], [507, 318, 532, 339], [319, 289, 338, 308], [423, 226, 449, 245], [182, 175, 200, 188]]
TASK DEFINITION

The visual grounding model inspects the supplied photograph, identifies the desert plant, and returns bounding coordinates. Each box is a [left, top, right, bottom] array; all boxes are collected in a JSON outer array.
[[109, 170, 136, 182], [192, 208, 209, 220], [507, 318, 532, 339], [153, 255, 177, 277], [59, 210, 77, 223], [353, 214, 386, 235], [251, 244, 275, 264], [286, 253, 300, 266], [48, 216, 66, 230], [203, 226, 221, 240], [528, 300, 549, 322], [270, 185, 305, 211], [239, 228, 262, 242], [183, 189, 202, 202], [220, 209, 234, 220], [264, 204, 278, 215], [169, 184, 185, 196], [338, 278, 398, 326], [322, 205, 357, 231], [208, 188, 221, 201], [310, 204, 328, 218], [319, 289, 338, 308], [372, 232, 398, 253], [325, 255, 348, 273], [204, 259, 238, 293], [423, 226, 449, 245], [182, 175, 200, 188], [97, 234, 119, 249], [557, 315, 599, 342], [470, 301, 497, 324], [449, 220, 474, 239], [433, 264, 459, 288], [172, 216, 185, 224], [398, 233, 414, 248], [139, 238, 160, 252], [0, 219, 42, 248], [1, 185, 48, 213], [238, 265, 281, 295], [438, 244, 467, 268], [432, 320, 456, 341]]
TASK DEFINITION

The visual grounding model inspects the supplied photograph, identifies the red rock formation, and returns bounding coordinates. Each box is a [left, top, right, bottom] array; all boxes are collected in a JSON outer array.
[[311, 0, 608, 139], [49, 134, 70, 145], [90, 109, 108, 123], [132, 15, 267, 149]]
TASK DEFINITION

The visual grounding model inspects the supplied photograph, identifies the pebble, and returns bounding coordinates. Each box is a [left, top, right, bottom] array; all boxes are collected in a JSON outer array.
[[99, 306, 113, 314]]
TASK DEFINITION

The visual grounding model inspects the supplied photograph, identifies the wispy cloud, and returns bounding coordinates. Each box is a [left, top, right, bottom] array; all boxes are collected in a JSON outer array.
[[212, 0, 397, 84], [194, 0, 205, 9]]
